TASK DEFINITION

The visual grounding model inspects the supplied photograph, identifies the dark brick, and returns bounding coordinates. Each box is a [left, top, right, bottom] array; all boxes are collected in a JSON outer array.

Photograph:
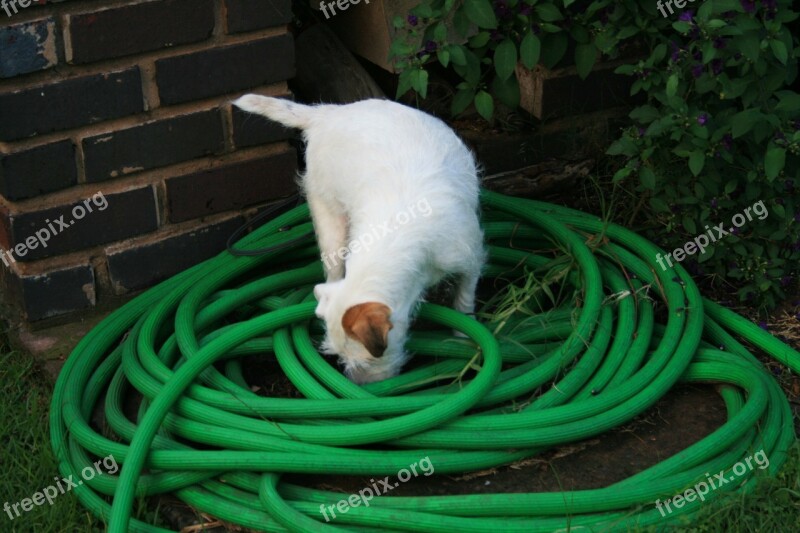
[[156, 35, 294, 105], [83, 110, 225, 182], [0, 140, 77, 201], [0, 68, 144, 142], [66, 0, 215, 64], [4, 186, 159, 262], [0, 17, 58, 78], [226, 0, 292, 33], [167, 149, 297, 222], [232, 104, 291, 149], [107, 216, 244, 291], [16, 264, 95, 321]]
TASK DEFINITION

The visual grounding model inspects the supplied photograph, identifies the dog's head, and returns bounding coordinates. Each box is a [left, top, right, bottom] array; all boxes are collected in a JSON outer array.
[[313, 282, 398, 383]]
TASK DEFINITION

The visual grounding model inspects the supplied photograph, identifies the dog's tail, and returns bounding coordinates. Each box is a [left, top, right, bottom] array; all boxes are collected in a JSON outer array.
[[232, 94, 316, 130]]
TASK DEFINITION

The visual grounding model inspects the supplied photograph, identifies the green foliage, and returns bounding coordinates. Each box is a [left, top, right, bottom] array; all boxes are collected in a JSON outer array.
[[391, 0, 800, 309]]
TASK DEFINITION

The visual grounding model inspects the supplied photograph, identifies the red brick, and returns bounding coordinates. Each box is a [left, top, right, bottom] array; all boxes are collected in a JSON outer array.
[[226, 0, 292, 33], [0, 68, 144, 142], [0, 140, 77, 201], [66, 0, 215, 64], [3, 186, 159, 262], [166, 149, 297, 222], [106, 216, 244, 292], [155, 35, 294, 105], [2, 263, 95, 322], [82, 109, 225, 182]]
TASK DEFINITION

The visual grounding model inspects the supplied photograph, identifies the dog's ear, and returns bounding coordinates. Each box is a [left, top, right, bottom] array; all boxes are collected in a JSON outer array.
[[342, 302, 393, 358]]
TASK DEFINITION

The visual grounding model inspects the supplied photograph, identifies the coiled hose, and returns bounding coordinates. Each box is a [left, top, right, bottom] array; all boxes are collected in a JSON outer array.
[[49, 190, 799, 532]]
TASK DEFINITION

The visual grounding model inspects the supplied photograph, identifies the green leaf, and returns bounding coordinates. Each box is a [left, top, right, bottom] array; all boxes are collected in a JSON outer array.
[[464, 0, 498, 29], [491, 74, 520, 108], [688, 151, 705, 177], [396, 70, 413, 98], [437, 49, 450, 67], [683, 215, 697, 234], [474, 90, 494, 121], [639, 167, 656, 190], [666, 74, 679, 98], [730, 109, 762, 138], [650, 197, 670, 213], [541, 32, 568, 69], [535, 4, 564, 22], [409, 69, 429, 99], [775, 92, 800, 112], [448, 44, 467, 66], [519, 31, 541, 69], [494, 39, 518, 81], [764, 145, 786, 180], [451, 88, 475, 116], [739, 33, 760, 62], [453, 5, 471, 35], [574, 43, 596, 80], [433, 22, 447, 42], [629, 105, 660, 123], [769, 40, 788, 65], [469, 31, 491, 48], [392, 16, 405, 29]]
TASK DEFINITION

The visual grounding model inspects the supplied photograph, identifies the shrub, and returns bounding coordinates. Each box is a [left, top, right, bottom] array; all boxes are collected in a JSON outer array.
[[390, 0, 800, 309]]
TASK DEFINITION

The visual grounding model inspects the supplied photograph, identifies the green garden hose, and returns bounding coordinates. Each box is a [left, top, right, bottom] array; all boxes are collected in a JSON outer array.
[[49, 190, 799, 532]]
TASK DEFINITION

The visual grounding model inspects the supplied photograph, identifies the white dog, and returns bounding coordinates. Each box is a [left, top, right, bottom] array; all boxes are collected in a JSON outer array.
[[233, 95, 485, 383]]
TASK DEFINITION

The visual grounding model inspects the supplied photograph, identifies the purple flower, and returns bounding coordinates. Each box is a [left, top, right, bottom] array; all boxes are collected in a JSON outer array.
[[670, 41, 682, 62], [740, 0, 756, 13], [784, 179, 794, 191], [519, 4, 532, 16], [679, 11, 694, 22], [697, 113, 709, 126], [711, 197, 718, 208], [693, 51, 702, 61], [794, 213, 800, 222], [711, 58, 724, 75], [692, 63, 704, 78], [493, 0, 510, 18], [638, 126, 647, 137], [713, 37, 727, 49], [721, 134, 734, 151], [424, 40, 437, 53], [490, 29, 503, 42], [407, 14, 418, 26], [758, 321, 769, 331], [781, 276, 793, 287]]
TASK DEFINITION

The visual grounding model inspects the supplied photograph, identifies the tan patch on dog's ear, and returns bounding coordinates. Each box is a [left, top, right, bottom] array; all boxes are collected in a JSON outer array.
[[342, 302, 393, 358]]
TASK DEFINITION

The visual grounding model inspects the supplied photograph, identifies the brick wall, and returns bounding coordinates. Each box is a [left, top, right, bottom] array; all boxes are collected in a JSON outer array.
[[0, 0, 297, 322]]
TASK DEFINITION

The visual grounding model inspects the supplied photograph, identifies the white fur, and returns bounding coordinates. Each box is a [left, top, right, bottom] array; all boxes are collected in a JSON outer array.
[[233, 95, 485, 383]]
